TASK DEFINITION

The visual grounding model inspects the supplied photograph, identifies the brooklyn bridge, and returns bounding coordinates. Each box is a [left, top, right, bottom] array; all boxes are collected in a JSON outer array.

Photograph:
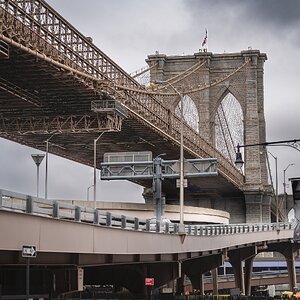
[[0, 0, 299, 299]]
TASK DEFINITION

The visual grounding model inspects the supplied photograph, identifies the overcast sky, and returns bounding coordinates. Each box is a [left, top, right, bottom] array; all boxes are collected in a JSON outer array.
[[0, 0, 299, 201]]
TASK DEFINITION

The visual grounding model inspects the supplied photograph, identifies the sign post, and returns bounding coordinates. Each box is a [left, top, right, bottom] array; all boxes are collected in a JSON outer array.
[[145, 278, 154, 300], [22, 245, 37, 300], [145, 278, 154, 286]]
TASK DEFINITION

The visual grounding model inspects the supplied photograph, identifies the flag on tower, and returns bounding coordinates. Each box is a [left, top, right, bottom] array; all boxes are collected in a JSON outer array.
[[202, 28, 208, 47]]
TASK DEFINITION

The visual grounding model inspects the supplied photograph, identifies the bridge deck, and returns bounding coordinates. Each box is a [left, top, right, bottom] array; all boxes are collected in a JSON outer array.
[[0, 206, 293, 266]]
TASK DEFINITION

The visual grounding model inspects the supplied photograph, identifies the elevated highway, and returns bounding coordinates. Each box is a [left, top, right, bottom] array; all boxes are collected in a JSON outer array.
[[0, 189, 297, 297]]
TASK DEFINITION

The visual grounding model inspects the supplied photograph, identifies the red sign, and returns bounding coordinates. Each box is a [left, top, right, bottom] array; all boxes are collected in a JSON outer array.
[[145, 278, 154, 286]]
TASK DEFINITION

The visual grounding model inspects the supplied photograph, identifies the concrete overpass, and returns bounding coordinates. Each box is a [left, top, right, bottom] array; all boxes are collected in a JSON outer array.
[[0, 189, 297, 298]]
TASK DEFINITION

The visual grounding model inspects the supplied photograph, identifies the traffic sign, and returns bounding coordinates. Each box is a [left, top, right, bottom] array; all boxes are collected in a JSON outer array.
[[22, 245, 37, 258], [145, 278, 154, 286]]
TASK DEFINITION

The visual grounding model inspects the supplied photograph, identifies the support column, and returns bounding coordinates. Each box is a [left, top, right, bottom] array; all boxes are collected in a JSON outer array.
[[286, 251, 297, 291], [211, 268, 218, 295], [199, 274, 204, 296], [228, 246, 256, 295], [230, 259, 245, 295], [189, 274, 205, 295], [244, 256, 254, 296]]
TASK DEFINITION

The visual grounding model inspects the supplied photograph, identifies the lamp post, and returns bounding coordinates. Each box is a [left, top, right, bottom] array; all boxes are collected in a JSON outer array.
[[284, 163, 294, 215], [31, 154, 45, 200], [267, 151, 278, 225], [151, 80, 185, 231], [93, 131, 106, 209], [284, 163, 294, 196], [235, 139, 300, 224]]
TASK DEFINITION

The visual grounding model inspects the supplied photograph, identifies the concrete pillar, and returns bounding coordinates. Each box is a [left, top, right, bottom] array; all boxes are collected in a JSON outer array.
[[199, 274, 205, 296], [244, 256, 254, 296], [211, 267, 218, 295], [189, 273, 205, 295], [228, 246, 256, 295], [230, 259, 245, 294], [285, 250, 297, 291]]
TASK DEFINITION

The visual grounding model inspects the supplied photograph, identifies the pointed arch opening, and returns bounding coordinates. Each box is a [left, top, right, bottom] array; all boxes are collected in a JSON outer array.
[[214, 93, 244, 165], [175, 95, 199, 133]]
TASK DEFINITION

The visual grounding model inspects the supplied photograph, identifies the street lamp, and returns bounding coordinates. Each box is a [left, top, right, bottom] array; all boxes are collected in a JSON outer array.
[[284, 163, 294, 195], [31, 154, 45, 200], [267, 151, 279, 225], [151, 80, 185, 232], [235, 139, 300, 224], [284, 163, 294, 211]]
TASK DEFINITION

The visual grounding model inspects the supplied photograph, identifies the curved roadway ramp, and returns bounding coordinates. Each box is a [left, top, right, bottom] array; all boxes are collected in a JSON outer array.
[[0, 189, 296, 297]]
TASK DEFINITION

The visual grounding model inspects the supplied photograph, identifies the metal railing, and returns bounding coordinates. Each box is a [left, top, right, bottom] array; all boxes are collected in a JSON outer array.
[[0, 189, 293, 235]]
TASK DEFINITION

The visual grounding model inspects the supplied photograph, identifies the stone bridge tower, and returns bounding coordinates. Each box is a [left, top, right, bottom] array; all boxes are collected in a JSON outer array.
[[147, 50, 271, 223]]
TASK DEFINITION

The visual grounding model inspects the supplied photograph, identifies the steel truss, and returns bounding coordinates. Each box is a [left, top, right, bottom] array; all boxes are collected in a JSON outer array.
[[0, 0, 244, 188], [0, 113, 123, 134]]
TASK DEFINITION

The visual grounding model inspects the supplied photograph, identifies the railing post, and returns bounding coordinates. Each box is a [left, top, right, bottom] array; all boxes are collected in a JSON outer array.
[[174, 223, 179, 234], [121, 215, 126, 229], [194, 225, 198, 235], [199, 226, 203, 236], [165, 222, 170, 234], [146, 219, 150, 231], [156, 221, 161, 232], [188, 225, 192, 235], [106, 212, 112, 226], [75, 206, 81, 221], [26, 196, 33, 213], [134, 217, 139, 230], [93, 209, 99, 225], [53, 201, 59, 218]]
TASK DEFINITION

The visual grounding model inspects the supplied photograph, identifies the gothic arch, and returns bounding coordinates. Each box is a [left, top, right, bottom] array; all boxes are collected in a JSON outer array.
[[214, 91, 244, 163], [213, 85, 246, 119], [174, 94, 200, 133]]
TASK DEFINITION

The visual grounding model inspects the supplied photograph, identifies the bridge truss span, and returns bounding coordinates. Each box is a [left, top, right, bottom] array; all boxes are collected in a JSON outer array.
[[0, 0, 270, 205]]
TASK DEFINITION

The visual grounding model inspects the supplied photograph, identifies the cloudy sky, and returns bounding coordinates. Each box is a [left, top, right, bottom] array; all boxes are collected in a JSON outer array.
[[1, 0, 299, 201]]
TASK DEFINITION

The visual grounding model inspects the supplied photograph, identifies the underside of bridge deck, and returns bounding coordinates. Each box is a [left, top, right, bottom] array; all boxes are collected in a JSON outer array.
[[0, 44, 243, 203]]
